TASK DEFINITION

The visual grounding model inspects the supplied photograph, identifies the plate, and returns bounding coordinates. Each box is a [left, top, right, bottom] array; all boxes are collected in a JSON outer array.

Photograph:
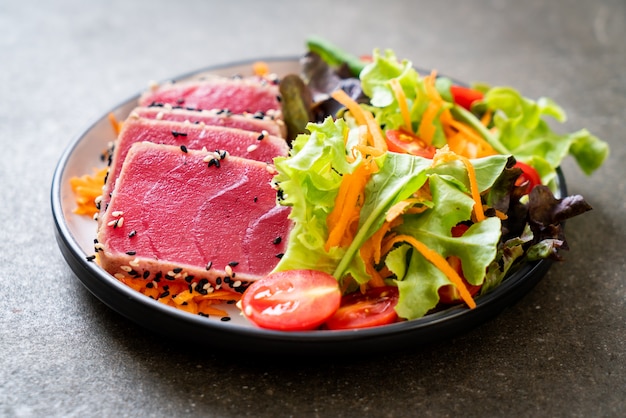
[[51, 58, 565, 355]]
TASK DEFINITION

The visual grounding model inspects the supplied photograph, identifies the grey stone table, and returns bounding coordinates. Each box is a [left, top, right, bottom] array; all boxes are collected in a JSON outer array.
[[1, 0, 624, 416]]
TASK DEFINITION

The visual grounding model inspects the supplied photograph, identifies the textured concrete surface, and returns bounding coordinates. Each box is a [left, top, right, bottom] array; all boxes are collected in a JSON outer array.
[[1, 0, 625, 416]]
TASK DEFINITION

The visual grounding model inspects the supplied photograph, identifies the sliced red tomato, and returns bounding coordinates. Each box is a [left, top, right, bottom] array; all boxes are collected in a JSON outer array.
[[514, 161, 541, 194], [438, 223, 481, 305], [450, 223, 470, 238], [450, 85, 484, 111], [324, 286, 399, 330], [241, 270, 341, 331], [385, 129, 436, 158]]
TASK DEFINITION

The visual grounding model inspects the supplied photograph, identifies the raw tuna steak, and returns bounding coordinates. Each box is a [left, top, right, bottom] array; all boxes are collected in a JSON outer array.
[[97, 142, 291, 293], [100, 117, 289, 216], [138, 76, 282, 116], [131, 105, 286, 138]]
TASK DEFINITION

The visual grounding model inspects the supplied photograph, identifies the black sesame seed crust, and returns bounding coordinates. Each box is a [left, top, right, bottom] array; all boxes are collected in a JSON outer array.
[[171, 130, 188, 138]]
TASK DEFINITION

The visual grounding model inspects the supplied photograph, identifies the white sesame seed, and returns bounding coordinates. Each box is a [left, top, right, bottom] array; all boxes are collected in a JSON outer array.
[[155, 111, 164, 120], [203, 154, 213, 162], [92, 212, 99, 221], [116, 217, 124, 227], [266, 165, 277, 175], [129, 258, 140, 267], [94, 243, 105, 251], [225, 265, 233, 276], [107, 220, 117, 227], [114, 273, 125, 280], [112, 211, 124, 217], [164, 103, 173, 111], [247, 144, 258, 153], [120, 266, 132, 272], [233, 280, 242, 288]]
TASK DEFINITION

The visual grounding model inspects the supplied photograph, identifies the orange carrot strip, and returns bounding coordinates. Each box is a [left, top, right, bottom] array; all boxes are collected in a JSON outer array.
[[363, 111, 388, 154], [325, 164, 369, 250], [387, 235, 476, 309], [69, 166, 108, 216], [417, 71, 442, 145], [458, 155, 485, 222], [331, 89, 368, 126], [449, 119, 497, 157], [108, 112, 122, 135], [390, 78, 413, 134], [480, 109, 492, 126], [197, 300, 229, 317]]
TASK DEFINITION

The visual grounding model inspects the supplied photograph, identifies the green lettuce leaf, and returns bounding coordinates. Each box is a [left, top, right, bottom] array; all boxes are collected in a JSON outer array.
[[482, 86, 609, 179], [334, 152, 432, 283], [272, 117, 360, 274], [360, 49, 420, 108], [387, 168, 503, 320]]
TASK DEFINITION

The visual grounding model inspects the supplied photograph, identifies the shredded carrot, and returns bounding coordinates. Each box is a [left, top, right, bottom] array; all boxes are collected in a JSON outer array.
[[325, 163, 370, 250], [108, 112, 122, 135], [363, 111, 388, 154], [385, 197, 430, 223], [325, 89, 389, 251], [197, 301, 230, 317], [432, 147, 485, 222], [118, 275, 240, 317], [252, 61, 270, 77], [69, 166, 108, 216], [494, 209, 508, 220], [386, 235, 477, 309], [331, 89, 368, 126], [417, 71, 442, 145], [480, 109, 492, 127], [458, 155, 485, 222], [448, 119, 497, 158], [390, 78, 413, 134]]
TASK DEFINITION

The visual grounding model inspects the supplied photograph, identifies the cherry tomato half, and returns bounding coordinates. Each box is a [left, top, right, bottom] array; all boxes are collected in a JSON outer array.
[[385, 129, 436, 158], [241, 270, 341, 331], [514, 161, 542, 194], [450, 223, 470, 238], [450, 85, 484, 111], [324, 286, 399, 330]]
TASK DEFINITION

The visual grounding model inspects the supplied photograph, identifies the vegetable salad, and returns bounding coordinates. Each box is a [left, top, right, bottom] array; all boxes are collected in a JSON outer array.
[[240, 38, 608, 329]]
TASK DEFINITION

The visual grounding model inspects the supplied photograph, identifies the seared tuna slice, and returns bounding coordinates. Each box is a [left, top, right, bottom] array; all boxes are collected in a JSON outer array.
[[138, 76, 282, 116], [97, 142, 291, 293], [131, 106, 286, 138], [100, 117, 288, 216]]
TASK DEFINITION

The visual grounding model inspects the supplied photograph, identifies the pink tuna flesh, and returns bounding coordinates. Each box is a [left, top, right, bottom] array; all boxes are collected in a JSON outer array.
[[101, 117, 288, 215], [131, 106, 286, 138], [138, 76, 281, 116], [97, 142, 291, 290]]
